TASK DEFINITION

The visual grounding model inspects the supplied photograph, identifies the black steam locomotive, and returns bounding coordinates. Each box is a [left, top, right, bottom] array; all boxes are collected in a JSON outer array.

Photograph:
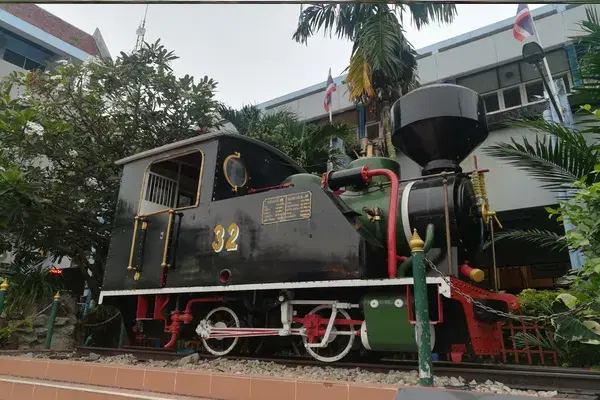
[[99, 84, 537, 364]]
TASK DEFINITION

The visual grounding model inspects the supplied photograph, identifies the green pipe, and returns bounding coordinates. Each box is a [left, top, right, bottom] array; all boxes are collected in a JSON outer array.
[[118, 320, 127, 348], [0, 279, 8, 317], [398, 224, 435, 277], [44, 292, 61, 349]]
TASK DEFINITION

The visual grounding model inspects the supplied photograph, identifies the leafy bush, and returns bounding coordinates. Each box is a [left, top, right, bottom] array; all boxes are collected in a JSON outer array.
[[515, 290, 600, 367], [1, 255, 63, 318]]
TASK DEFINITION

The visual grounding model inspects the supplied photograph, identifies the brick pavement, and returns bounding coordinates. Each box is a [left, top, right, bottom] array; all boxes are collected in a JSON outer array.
[[0, 356, 399, 399]]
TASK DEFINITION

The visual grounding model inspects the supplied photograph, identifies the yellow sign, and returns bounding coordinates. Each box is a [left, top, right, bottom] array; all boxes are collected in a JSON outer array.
[[262, 191, 312, 225]]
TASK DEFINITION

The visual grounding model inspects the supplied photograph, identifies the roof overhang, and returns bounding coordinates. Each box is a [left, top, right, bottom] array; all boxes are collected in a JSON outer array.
[[0, 8, 92, 61]]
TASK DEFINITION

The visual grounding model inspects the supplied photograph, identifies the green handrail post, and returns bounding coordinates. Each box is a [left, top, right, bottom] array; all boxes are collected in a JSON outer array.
[[118, 320, 127, 348], [0, 279, 8, 317], [410, 229, 434, 387], [44, 291, 61, 349]]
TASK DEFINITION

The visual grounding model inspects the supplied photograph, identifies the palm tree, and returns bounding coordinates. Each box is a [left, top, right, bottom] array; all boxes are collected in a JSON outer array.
[[292, 4, 457, 157], [482, 7, 600, 251], [219, 104, 359, 174]]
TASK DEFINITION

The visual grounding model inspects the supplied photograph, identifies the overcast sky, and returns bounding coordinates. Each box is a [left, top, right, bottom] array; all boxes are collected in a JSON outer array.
[[39, 3, 547, 109]]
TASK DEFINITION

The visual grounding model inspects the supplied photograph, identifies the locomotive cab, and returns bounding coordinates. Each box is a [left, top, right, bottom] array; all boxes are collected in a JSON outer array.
[[101, 130, 381, 297]]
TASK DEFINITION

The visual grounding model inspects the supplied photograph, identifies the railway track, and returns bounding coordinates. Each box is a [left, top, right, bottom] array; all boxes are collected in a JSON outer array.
[[68, 346, 600, 398]]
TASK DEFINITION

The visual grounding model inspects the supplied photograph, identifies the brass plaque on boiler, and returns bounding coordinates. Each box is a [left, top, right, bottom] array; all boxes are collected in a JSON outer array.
[[261, 191, 312, 225]]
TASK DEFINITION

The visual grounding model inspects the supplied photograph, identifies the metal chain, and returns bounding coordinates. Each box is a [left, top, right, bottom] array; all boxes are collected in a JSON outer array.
[[35, 302, 55, 317], [83, 311, 122, 327], [423, 257, 592, 322]]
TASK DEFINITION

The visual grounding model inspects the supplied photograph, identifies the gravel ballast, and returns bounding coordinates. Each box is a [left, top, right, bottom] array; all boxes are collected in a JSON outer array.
[[45, 352, 560, 398]]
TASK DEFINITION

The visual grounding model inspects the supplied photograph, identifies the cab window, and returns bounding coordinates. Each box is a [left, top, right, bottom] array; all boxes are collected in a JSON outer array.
[[139, 150, 203, 215]]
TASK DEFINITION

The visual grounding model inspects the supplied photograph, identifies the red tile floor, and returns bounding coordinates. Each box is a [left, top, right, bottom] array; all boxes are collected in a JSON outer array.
[[0, 356, 400, 400]]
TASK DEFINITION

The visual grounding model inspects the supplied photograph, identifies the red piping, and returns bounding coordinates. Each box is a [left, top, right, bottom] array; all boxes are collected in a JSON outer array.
[[163, 297, 225, 349], [363, 168, 399, 279], [184, 296, 224, 315]]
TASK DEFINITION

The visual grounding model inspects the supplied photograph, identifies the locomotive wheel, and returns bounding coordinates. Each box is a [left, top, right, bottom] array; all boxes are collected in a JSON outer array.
[[199, 306, 241, 356], [302, 305, 355, 363]]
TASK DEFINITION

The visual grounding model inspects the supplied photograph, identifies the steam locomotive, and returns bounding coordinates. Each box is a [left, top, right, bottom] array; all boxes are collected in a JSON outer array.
[[99, 84, 536, 364]]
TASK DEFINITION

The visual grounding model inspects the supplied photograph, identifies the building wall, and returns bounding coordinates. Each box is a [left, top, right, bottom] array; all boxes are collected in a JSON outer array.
[[416, 5, 594, 83], [0, 58, 25, 98], [256, 4, 597, 215], [264, 80, 356, 122], [258, 5, 596, 124]]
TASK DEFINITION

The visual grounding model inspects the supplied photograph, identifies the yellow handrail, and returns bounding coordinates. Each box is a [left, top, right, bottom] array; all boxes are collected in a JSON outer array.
[[127, 217, 140, 271], [161, 210, 175, 269]]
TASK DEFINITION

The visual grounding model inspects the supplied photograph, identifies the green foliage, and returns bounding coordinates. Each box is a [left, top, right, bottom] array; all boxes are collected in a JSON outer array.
[[292, 4, 456, 156], [483, 229, 567, 252], [572, 7, 600, 105], [0, 317, 34, 344], [0, 40, 222, 296], [292, 4, 456, 101], [546, 167, 600, 293], [4, 267, 63, 318], [219, 105, 359, 174], [517, 289, 563, 316], [0, 251, 63, 318], [514, 290, 600, 366], [483, 118, 600, 193]]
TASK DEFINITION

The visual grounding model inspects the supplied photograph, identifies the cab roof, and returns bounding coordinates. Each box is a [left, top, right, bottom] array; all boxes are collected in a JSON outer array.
[[115, 130, 306, 174]]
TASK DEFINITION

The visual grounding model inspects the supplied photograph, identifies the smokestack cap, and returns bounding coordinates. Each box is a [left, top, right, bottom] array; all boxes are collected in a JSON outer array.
[[391, 84, 488, 175]]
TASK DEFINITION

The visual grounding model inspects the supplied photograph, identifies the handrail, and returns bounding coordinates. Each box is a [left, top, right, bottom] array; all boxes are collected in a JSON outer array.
[[161, 210, 175, 269], [127, 217, 140, 271]]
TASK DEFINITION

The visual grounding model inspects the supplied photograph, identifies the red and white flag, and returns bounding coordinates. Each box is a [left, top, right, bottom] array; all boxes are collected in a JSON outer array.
[[324, 68, 336, 113], [513, 4, 535, 42]]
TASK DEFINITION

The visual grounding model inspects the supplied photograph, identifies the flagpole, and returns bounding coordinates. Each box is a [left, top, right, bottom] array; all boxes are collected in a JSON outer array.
[[526, 6, 580, 268], [529, 9, 564, 121]]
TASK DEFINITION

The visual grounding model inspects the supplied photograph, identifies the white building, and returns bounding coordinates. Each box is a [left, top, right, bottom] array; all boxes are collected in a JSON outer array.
[[0, 4, 110, 95], [256, 4, 597, 286]]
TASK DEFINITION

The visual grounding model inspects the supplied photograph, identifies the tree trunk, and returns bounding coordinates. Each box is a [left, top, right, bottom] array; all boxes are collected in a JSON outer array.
[[74, 255, 102, 299], [381, 102, 395, 159]]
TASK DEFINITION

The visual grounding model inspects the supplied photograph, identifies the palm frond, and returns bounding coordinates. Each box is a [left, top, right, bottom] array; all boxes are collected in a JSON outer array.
[[356, 9, 410, 82], [571, 7, 600, 103], [511, 118, 600, 155], [512, 332, 562, 357], [399, 4, 457, 30], [345, 52, 374, 102], [483, 134, 598, 192], [292, 5, 340, 44], [483, 229, 567, 252]]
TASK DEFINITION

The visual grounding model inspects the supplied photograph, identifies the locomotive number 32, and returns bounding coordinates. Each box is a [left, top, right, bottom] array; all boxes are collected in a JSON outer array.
[[211, 223, 240, 253]]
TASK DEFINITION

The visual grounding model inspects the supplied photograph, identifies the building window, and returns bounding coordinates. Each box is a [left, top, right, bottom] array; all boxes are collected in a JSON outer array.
[[3, 48, 45, 71], [525, 80, 544, 102], [455, 48, 573, 113], [498, 63, 521, 88], [482, 93, 500, 113], [503, 86, 522, 108], [456, 68, 499, 93]]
